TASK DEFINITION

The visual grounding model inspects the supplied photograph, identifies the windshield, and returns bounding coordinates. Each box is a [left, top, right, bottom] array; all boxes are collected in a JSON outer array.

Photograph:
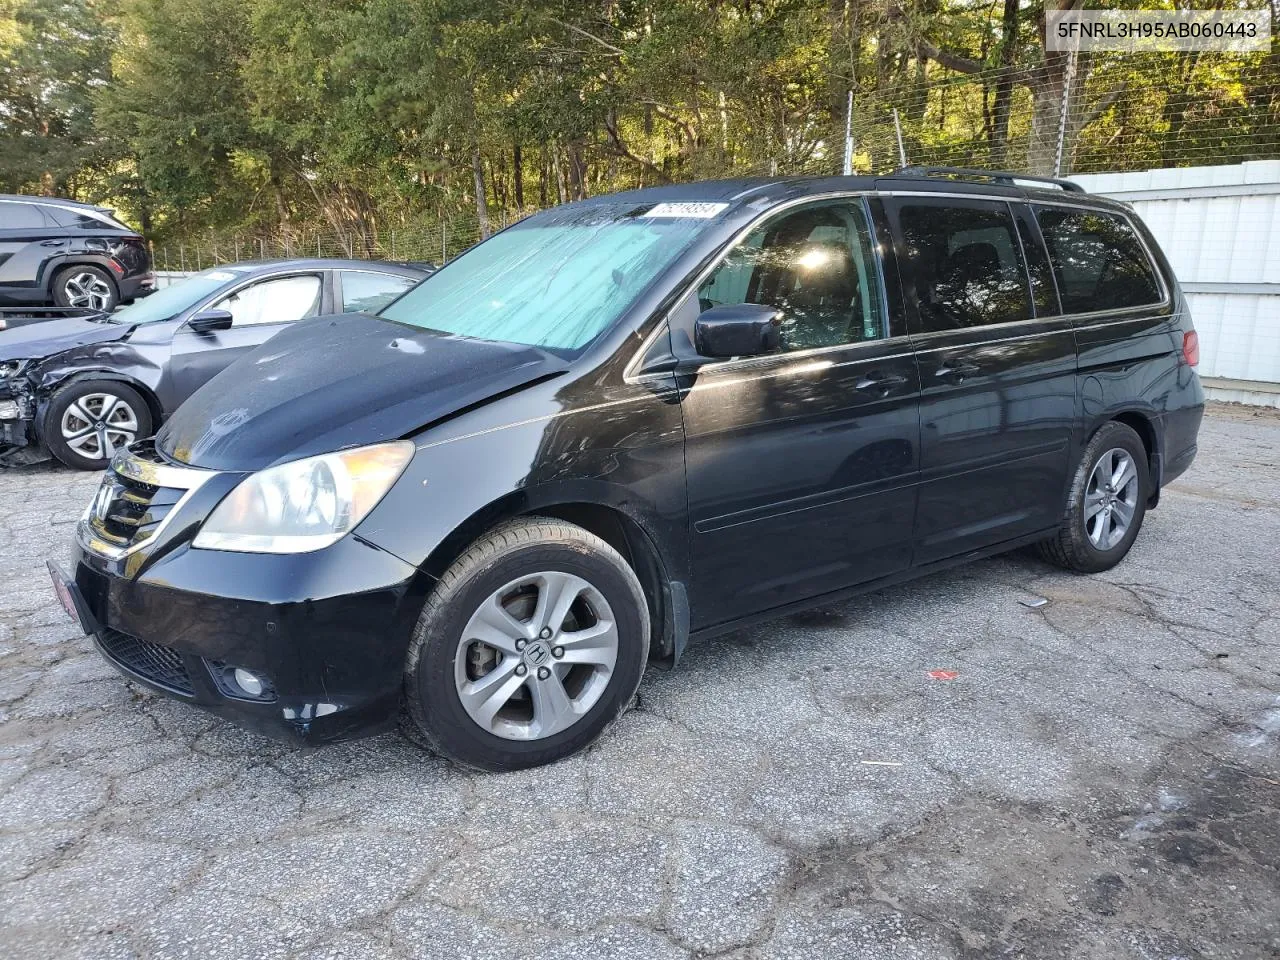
[[111, 267, 245, 324], [378, 202, 722, 352]]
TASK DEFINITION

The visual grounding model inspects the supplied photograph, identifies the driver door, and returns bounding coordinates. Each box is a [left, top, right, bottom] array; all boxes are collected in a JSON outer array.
[[677, 197, 922, 630], [168, 272, 325, 405]]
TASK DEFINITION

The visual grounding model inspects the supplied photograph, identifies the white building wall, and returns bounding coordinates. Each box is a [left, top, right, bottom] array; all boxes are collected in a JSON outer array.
[[1072, 161, 1280, 407]]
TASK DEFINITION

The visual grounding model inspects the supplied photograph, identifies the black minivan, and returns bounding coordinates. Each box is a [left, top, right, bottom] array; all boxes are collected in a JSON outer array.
[[56, 168, 1204, 771]]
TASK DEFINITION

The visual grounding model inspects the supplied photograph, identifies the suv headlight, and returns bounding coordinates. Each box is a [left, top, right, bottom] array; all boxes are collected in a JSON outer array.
[[192, 441, 414, 554]]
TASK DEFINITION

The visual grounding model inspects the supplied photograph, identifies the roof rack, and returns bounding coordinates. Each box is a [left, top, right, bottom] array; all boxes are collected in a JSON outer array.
[[889, 166, 1085, 193]]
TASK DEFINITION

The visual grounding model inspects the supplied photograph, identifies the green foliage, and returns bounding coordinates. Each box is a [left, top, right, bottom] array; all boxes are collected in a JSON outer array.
[[1, 0, 1275, 247], [0, 0, 115, 194]]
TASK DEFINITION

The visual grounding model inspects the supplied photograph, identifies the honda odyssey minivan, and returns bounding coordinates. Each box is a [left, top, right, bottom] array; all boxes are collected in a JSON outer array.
[[55, 168, 1204, 771]]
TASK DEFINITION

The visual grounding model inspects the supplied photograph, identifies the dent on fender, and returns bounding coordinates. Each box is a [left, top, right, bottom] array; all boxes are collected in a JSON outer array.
[[30, 338, 163, 394]]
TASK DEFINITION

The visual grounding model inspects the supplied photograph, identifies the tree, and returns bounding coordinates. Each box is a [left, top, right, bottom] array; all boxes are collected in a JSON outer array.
[[0, 0, 116, 195]]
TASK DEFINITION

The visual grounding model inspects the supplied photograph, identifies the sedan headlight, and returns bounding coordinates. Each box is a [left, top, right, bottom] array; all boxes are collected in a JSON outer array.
[[0, 359, 30, 378], [192, 441, 414, 553]]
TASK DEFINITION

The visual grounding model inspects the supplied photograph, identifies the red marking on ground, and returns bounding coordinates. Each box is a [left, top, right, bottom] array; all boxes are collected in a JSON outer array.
[[927, 670, 959, 680]]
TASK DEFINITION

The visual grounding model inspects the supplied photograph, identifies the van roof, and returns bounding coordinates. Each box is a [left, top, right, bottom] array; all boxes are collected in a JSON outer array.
[[575, 167, 1129, 216]]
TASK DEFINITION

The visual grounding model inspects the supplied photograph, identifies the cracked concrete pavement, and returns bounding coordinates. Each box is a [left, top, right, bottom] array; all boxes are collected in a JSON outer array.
[[1, 402, 1278, 959]]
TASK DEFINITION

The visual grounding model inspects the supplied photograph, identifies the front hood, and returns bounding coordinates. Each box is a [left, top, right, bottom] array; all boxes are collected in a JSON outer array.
[[0, 316, 128, 361], [157, 313, 568, 471]]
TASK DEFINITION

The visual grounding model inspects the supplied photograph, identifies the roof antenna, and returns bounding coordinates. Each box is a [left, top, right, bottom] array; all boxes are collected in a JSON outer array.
[[893, 109, 908, 168]]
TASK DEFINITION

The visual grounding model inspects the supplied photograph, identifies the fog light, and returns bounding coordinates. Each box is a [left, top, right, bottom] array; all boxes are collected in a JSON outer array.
[[233, 668, 265, 697]]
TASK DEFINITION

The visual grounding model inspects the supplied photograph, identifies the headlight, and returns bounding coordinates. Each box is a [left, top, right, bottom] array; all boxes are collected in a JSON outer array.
[[192, 441, 414, 553], [0, 359, 30, 378]]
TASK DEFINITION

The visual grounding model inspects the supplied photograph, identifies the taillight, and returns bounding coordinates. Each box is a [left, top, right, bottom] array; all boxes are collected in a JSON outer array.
[[1182, 330, 1200, 367]]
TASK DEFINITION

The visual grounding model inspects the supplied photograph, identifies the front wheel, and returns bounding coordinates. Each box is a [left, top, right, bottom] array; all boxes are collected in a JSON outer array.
[[43, 380, 153, 470], [1037, 420, 1150, 573], [402, 517, 650, 771]]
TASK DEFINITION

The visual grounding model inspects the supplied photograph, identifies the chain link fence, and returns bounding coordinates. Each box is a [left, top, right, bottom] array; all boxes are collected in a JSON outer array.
[[847, 52, 1278, 177], [154, 52, 1277, 268], [153, 209, 500, 273]]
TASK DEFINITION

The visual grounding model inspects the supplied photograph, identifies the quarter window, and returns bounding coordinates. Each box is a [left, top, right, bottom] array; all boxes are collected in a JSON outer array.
[[698, 199, 885, 352], [1036, 208, 1162, 313], [340, 271, 415, 314], [213, 275, 322, 327], [898, 201, 1031, 332]]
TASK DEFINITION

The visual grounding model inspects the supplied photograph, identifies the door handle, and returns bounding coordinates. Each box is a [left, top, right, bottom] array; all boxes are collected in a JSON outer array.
[[856, 372, 909, 393], [39, 239, 66, 247], [935, 360, 981, 382]]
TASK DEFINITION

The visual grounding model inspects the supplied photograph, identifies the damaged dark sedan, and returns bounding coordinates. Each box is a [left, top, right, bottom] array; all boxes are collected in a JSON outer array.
[[0, 259, 430, 469]]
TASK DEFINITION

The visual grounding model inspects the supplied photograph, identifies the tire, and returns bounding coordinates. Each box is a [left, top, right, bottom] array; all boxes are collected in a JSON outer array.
[[403, 517, 650, 771], [1037, 421, 1150, 573], [52, 265, 118, 313], [43, 380, 153, 470]]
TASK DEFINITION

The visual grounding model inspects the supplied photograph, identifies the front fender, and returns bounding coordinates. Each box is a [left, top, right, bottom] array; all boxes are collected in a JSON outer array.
[[356, 380, 689, 586]]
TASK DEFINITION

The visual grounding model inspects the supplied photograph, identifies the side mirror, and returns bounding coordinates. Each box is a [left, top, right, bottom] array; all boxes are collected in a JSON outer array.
[[188, 309, 233, 333], [694, 303, 782, 359]]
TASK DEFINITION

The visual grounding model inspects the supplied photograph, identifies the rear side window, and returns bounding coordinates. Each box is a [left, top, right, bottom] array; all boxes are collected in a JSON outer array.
[[1035, 208, 1162, 313], [42, 205, 130, 231], [897, 201, 1031, 331], [0, 202, 52, 229], [340, 271, 416, 313]]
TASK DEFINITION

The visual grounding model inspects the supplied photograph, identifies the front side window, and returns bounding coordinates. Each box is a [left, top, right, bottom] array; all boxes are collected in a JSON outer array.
[[1036, 208, 1162, 313], [379, 203, 712, 353], [698, 199, 885, 352], [341, 271, 416, 314], [214, 275, 322, 327], [1, 202, 51, 229], [898, 201, 1031, 332]]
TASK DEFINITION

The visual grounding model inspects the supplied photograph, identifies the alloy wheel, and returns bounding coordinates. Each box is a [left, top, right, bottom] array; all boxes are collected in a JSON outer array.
[[1084, 447, 1139, 550], [62, 271, 114, 311], [60, 393, 139, 461], [454, 571, 619, 740]]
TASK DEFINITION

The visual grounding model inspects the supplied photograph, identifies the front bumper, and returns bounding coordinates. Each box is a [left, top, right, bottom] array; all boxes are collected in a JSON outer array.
[[71, 534, 429, 744], [0, 380, 41, 465]]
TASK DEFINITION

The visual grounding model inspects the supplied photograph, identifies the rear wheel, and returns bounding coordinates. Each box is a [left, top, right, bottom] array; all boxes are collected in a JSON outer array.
[[402, 517, 650, 771], [1038, 420, 1149, 573], [52, 265, 118, 313], [43, 380, 152, 470]]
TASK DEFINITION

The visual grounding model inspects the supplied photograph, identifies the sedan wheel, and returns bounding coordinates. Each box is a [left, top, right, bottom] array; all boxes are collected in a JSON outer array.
[[454, 571, 619, 741], [61, 271, 115, 311], [60, 392, 140, 462]]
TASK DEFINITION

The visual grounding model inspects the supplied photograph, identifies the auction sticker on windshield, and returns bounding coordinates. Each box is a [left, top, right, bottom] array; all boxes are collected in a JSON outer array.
[[641, 202, 729, 219]]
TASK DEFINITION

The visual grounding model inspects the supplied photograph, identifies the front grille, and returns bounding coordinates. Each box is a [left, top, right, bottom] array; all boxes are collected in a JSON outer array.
[[86, 442, 188, 550], [98, 628, 194, 696]]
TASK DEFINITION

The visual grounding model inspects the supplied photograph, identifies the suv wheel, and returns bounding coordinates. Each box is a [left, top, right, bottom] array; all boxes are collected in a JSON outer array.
[[403, 517, 650, 771], [44, 380, 153, 470], [53, 265, 118, 313], [1038, 420, 1150, 573]]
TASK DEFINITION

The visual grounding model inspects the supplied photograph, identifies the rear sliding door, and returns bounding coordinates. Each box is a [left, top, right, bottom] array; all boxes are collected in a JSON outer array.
[[885, 195, 1077, 564]]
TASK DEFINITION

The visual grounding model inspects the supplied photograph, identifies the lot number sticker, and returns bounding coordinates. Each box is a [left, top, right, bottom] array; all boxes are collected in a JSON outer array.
[[641, 202, 729, 219]]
